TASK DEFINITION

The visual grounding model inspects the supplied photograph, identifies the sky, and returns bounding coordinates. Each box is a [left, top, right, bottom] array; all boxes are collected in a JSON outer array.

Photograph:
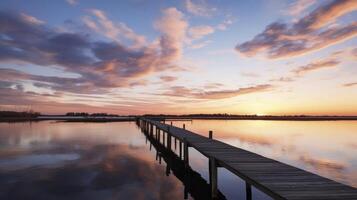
[[0, 0, 356, 115]]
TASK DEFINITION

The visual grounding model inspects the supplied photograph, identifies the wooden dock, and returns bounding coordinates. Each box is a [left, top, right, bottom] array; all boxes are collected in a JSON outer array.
[[138, 118, 357, 200]]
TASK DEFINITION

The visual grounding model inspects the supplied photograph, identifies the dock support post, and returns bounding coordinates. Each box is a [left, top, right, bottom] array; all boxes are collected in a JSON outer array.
[[209, 130, 213, 139], [183, 138, 189, 167], [210, 157, 218, 199], [183, 123, 186, 130], [170, 121, 172, 126], [246, 182, 252, 200]]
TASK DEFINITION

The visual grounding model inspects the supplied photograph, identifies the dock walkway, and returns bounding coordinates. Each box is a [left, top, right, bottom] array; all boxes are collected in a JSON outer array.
[[139, 118, 357, 200]]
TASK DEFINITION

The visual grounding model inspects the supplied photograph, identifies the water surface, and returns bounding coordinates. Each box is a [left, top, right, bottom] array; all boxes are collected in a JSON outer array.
[[0, 120, 356, 200], [171, 120, 357, 188]]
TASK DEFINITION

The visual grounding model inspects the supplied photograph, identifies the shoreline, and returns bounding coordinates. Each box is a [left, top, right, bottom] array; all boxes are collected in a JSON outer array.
[[1, 115, 357, 122]]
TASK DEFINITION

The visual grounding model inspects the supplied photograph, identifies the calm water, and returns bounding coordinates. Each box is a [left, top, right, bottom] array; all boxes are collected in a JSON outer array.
[[0, 120, 356, 200], [172, 120, 357, 188]]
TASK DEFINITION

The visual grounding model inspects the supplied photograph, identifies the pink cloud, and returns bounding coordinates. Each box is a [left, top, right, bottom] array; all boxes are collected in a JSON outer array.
[[163, 84, 273, 99], [185, 0, 216, 17], [236, 0, 357, 59]]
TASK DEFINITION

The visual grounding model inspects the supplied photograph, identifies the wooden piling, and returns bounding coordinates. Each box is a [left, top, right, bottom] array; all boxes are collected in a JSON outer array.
[[209, 130, 213, 139], [210, 157, 218, 199], [246, 182, 252, 200], [183, 137, 189, 167]]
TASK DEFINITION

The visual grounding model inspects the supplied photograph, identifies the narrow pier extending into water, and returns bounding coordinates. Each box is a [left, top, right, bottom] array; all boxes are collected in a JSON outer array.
[[137, 118, 357, 200]]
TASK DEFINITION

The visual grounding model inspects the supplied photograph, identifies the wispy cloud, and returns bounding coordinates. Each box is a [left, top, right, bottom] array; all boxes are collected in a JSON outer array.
[[216, 18, 233, 31], [188, 25, 214, 40], [163, 84, 273, 99], [66, 0, 78, 6], [240, 72, 260, 78], [343, 82, 357, 87], [236, 0, 357, 59], [299, 155, 347, 171], [185, 0, 216, 17], [20, 13, 45, 25], [285, 0, 317, 16], [189, 40, 211, 49], [83, 9, 147, 49], [293, 59, 340, 75], [160, 76, 178, 82]]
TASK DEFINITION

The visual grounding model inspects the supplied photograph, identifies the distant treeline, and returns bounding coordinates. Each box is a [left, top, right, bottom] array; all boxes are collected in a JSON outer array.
[[142, 114, 357, 121], [65, 112, 120, 117], [0, 111, 40, 118]]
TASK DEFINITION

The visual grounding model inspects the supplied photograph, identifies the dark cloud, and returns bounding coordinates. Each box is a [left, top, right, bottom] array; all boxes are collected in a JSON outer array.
[[0, 10, 183, 95], [236, 0, 357, 59]]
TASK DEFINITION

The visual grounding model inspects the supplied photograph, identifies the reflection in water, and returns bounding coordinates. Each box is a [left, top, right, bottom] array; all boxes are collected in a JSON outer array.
[[0, 122, 189, 200], [0, 153, 80, 170], [170, 120, 357, 187], [141, 126, 227, 200], [1, 120, 355, 200]]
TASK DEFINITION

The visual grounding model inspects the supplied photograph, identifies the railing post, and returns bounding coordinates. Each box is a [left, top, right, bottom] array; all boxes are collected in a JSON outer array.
[[210, 157, 218, 199]]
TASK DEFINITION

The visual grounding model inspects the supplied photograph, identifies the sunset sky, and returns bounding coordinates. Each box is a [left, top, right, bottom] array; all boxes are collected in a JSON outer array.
[[0, 0, 356, 115]]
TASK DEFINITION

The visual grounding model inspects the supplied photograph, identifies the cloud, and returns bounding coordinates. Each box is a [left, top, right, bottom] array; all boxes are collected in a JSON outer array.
[[270, 76, 295, 82], [293, 58, 340, 75], [216, 18, 233, 31], [285, 0, 317, 16], [20, 13, 45, 25], [299, 155, 346, 171], [204, 83, 224, 89], [84, 9, 147, 49], [343, 82, 357, 87], [155, 7, 188, 63], [189, 40, 211, 49], [66, 0, 78, 6], [160, 76, 178, 82], [188, 25, 214, 40], [240, 72, 260, 78], [236, 0, 357, 59], [164, 84, 273, 99], [185, 0, 216, 17], [0, 10, 187, 95]]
